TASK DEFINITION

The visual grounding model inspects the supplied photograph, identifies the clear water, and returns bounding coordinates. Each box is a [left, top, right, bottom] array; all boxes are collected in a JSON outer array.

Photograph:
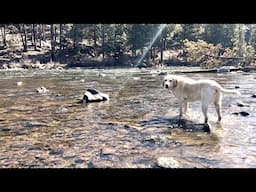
[[0, 67, 255, 168]]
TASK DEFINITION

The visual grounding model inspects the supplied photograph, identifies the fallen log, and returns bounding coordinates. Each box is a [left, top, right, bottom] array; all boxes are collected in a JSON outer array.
[[173, 67, 256, 74]]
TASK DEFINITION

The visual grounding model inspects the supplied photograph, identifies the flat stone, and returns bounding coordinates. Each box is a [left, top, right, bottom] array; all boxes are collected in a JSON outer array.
[[237, 102, 249, 107], [49, 149, 64, 156], [100, 147, 115, 155], [74, 159, 85, 164], [157, 157, 179, 168]]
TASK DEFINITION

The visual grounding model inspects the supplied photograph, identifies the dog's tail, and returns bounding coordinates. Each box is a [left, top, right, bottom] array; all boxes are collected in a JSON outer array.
[[218, 86, 241, 95]]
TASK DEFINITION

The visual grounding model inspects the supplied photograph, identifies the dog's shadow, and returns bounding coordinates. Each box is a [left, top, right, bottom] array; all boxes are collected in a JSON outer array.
[[139, 116, 211, 133]]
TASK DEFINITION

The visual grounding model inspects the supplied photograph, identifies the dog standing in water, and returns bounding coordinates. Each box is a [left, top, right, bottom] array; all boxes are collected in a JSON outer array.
[[163, 75, 239, 124]]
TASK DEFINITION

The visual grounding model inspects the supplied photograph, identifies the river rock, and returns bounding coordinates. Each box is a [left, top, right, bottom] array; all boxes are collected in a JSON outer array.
[[240, 111, 250, 116], [252, 94, 256, 98], [36, 86, 49, 93], [49, 149, 64, 156], [237, 102, 249, 107], [235, 86, 240, 89], [55, 107, 68, 114], [217, 68, 230, 73], [17, 81, 23, 86], [100, 147, 115, 155], [157, 157, 179, 168], [74, 159, 85, 164], [232, 111, 250, 116], [82, 89, 109, 103], [158, 71, 167, 76]]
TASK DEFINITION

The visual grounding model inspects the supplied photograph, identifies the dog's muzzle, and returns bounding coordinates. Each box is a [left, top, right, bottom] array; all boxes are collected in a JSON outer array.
[[165, 84, 169, 89]]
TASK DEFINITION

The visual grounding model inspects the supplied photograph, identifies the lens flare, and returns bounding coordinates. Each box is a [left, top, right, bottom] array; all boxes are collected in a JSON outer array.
[[136, 24, 167, 66]]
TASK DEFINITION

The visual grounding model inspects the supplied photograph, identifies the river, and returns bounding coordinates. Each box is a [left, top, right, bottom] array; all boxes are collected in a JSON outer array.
[[0, 67, 255, 168]]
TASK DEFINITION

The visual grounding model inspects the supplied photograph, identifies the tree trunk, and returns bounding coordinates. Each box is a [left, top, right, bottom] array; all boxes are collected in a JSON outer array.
[[54, 25, 57, 45], [38, 24, 42, 48], [160, 38, 164, 63], [102, 24, 105, 59], [41, 24, 45, 41], [59, 24, 63, 50], [20, 24, 28, 52], [73, 24, 78, 48], [1, 25, 7, 48], [50, 24, 55, 62], [32, 24, 37, 51], [93, 25, 97, 47]]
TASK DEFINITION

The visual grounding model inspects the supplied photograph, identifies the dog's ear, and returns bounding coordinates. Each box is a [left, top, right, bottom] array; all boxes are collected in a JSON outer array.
[[173, 79, 178, 88]]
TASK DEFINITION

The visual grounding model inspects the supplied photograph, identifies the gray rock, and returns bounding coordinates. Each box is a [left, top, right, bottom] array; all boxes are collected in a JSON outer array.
[[237, 102, 249, 107], [83, 89, 109, 103], [49, 149, 64, 156], [232, 111, 250, 116], [36, 86, 49, 93], [217, 68, 230, 73], [240, 111, 250, 116], [74, 159, 85, 164], [157, 157, 179, 168], [158, 71, 167, 76]]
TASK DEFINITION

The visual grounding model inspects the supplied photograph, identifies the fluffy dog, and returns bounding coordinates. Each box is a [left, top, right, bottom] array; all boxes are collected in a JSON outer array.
[[163, 74, 239, 124]]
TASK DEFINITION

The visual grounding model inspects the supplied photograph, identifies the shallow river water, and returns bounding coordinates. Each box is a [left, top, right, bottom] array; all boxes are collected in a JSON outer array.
[[0, 67, 255, 168]]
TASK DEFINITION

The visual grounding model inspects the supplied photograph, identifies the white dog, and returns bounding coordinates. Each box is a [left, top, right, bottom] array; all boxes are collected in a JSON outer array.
[[163, 74, 239, 124]]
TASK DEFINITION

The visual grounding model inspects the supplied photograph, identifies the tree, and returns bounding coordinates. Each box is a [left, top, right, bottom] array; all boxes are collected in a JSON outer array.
[[18, 24, 28, 52], [50, 24, 56, 61], [0, 24, 7, 48]]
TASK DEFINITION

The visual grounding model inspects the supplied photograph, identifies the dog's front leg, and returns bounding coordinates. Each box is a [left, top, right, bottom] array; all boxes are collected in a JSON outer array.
[[179, 100, 183, 119], [178, 100, 184, 128], [184, 99, 188, 115]]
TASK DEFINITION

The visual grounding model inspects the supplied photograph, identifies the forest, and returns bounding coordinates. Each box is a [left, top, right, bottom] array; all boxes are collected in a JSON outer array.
[[0, 24, 256, 69]]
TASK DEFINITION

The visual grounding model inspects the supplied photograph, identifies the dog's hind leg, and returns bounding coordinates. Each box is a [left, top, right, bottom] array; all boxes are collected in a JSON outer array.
[[184, 99, 188, 114], [214, 91, 222, 122], [201, 104, 209, 124]]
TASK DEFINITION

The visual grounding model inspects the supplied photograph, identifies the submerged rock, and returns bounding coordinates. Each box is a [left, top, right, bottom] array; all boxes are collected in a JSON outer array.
[[74, 159, 85, 164], [82, 88, 109, 103], [157, 157, 179, 168], [235, 86, 240, 89], [100, 147, 115, 155], [55, 107, 68, 114], [49, 149, 64, 156], [158, 71, 167, 76], [237, 102, 249, 107], [232, 111, 250, 116], [240, 111, 250, 116], [252, 94, 256, 98], [217, 68, 230, 73]]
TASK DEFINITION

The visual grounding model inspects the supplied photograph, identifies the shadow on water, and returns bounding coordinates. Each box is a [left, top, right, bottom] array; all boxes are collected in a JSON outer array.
[[140, 116, 211, 132]]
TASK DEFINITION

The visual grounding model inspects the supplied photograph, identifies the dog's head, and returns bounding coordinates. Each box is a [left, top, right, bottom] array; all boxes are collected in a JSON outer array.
[[162, 75, 178, 89]]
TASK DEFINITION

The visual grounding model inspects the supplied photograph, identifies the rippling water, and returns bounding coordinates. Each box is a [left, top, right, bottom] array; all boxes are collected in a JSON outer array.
[[0, 67, 255, 168]]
